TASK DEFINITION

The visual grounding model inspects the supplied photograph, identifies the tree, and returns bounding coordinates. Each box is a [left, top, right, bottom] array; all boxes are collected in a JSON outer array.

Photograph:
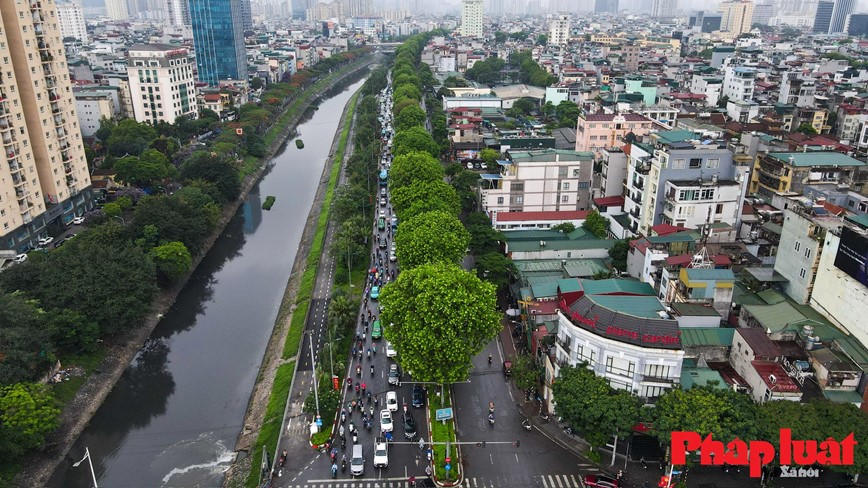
[[494, 31, 507, 43], [396, 211, 470, 269], [94, 117, 116, 143], [107, 119, 157, 157], [131, 195, 212, 254], [327, 290, 358, 334], [379, 262, 500, 384], [0, 383, 61, 458], [150, 241, 192, 284], [449, 167, 481, 213], [113, 149, 175, 188], [581, 210, 610, 238], [250, 77, 265, 90], [47, 307, 99, 354], [551, 365, 641, 447], [609, 239, 629, 273], [0, 293, 54, 384], [149, 136, 180, 159], [508, 354, 541, 391], [102, 202, 122, 219], [551, 222, 576, 233], [389, 151, 445, 192], [391, 180, 461, 221], [464, 57, 506, 85], [717, 95, 730, 109], [392, 126, 440, 158], [179, 151, 241, 203], [478, 148, 501, 172], [473, 252, 515, 292], [796, 123, 818, 135], [463, 212, 504, 255], [536, 34, 548, 46], [443, 76, 469, 88], [395, 104, 427, 132], [651, 386, 755, 447], [393, 84, 422, 106], [556, 100, 581, 128]]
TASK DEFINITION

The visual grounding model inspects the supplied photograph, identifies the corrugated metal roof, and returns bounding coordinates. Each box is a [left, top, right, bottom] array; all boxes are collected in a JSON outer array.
[[588, 295, 666, 319], [508, 239, 616, 252], [757, 288, 787, 304], [558, 278, 582, 293], [580, 278, 656, 296], [681, 366, 728, 390], [743, 302, 806, 332], [685, 268, 736, 281], [767, 152, 865, 167], [566, 295, 681, 349], [822, 389, 864, 404], [680, 327, 735, 346], [834, 337, 868, 368]]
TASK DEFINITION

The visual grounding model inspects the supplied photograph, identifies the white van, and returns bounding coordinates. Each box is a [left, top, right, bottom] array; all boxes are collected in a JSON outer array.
[[350, 444, 364, 476]]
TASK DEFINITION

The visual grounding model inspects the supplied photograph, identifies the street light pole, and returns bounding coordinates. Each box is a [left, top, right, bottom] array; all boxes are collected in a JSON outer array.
[[72, 446, 98, 488]]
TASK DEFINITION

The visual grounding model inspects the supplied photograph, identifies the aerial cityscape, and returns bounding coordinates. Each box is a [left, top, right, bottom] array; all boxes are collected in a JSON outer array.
[[0, 0, 866, 488]]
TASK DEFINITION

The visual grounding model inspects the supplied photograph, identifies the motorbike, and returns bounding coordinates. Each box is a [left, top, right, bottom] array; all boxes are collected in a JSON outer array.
[[521, 419, 532, 431], [341, 459, 347, 473], [331, 463, 338, 478], [278, 450, 287, 468], [488, 413, 495, 426], [356, 365, 361, 376], [370, 365, 375, 376], [352, 432, 358, 443], [340, 410, 346, 423]]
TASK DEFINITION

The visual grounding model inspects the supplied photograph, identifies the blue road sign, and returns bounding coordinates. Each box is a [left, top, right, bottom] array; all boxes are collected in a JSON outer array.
[[435, 407, 453, 421]]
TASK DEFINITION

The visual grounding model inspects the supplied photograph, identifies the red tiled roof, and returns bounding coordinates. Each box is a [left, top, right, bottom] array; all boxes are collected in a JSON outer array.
[[593, 196, 625, 207], [651, 223, 681, 236], [582, 113, 650, 122], [752, 361, 800, 392], [706, 361, 749, 387], [203, 94, 222, 102], [495, 210, 589, 222], [712, 255, 732, 266], [665, 254, 692, 266], [737, 328, 781, 358], [822, 201, 847, 216]]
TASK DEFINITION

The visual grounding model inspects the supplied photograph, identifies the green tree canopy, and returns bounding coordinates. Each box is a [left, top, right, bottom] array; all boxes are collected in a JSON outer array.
[[379, 262, 500, 384], [555, 100, 582, 128], [179, 150, 241, 203], [796, 123, 818, 135], [150, 241, 192, 284], [389, 151, 445, 192], [473, 252, 515, 292], [478, 148, 501, 172], [464, 57, 506, 85], [651, 386, 760, 448], [393, 84, 422, 106], [0, 383, 61, 458], [113, 149, 176, 188], [107, 119, 157, 157], [392, 126, 440, 158], [581, 210, 610, 238], [0, 293, 54, 384], [463, 212, 505, 255], [395, 211, 470, 269], [391, 180, 461, 221], [608, 239, 629, 273], [551, 365, 641, 446], [395, 104, 427, 132], [551, 222, 576, 233], [131, 194, 212, 255]]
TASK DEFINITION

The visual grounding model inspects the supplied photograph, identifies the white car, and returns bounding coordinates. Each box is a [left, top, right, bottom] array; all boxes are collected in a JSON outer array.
[[37, 236, 53, 246], [72, 216, 85, 225], [373, 440, 389, 468], [389, 252, 396, 262], [380, 409, 393, 433], [379, 209, 386, 218], [385, 342, 397, 358], [13, 253, 27, 263], [386, 391, 398, 412]]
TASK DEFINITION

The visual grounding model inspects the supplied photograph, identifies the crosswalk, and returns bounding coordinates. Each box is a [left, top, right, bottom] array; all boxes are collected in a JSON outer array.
[[275, 474, 584, 488]]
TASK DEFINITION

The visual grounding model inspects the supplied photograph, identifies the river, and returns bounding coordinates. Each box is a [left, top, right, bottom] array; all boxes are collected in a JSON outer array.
[[48, 78, 366, 488]]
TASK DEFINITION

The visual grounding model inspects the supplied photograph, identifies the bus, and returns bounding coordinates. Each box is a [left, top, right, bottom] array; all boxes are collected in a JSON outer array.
[[378, 169, 388, 186]]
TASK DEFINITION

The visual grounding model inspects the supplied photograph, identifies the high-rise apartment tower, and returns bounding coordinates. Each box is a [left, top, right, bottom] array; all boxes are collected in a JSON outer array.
[[189, 0, 249, 85], [460, 0, 483, 38], [719, 0, 754, 36], [651, 0, 677, 18], [829, 0, 855, 33], [105, 0, 129, 20], [0, 0, 93, 251], [56, 2, 88, 42], [127, 45, 198, 125], [813, 1, 834, 33]]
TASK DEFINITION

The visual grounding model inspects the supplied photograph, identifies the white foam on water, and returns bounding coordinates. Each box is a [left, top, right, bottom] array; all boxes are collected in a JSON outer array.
[[158, 433, 235, 486]]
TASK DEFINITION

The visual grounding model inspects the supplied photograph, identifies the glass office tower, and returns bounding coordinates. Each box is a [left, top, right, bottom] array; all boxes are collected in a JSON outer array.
[[189, 0, 248, 85]]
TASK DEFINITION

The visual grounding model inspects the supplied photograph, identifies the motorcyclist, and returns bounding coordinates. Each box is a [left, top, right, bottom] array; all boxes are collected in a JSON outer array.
[[488, 412, 495, 424], [331, 462, 338, 478], [488, 353, 492, 365], [341, 455, 347, 472]]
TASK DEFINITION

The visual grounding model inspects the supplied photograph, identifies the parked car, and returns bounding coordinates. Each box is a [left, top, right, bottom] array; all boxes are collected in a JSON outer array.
[[370, 286, 380, 300], [71, 216, 85, 225], [411, 385, 425, 408], [380, 409, 393, 433], [385, 391, 398, 412], [385, 342, 397, 358], [583, 474, 620, 488], [37, 236, 53, 247], [13, 253, 27, 263], [389, 252, 396, 262], [373, 439, 388, 468]]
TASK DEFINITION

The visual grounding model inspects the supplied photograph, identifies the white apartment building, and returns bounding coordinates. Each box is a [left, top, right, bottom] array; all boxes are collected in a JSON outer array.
[[56, 2, 88, 42], [651, 0, 677, 17], [479, 149, 594, 214], [662, 177, 745, 229], [0, 0, 93, 251], [75, 91, 116, 138], [719, 0, 755, 36], [778, 72, 816, 107], [460, 0, 483, 38], [722, 66, 756, 102], [105, 0, 129, 20], [166, 0, 191, 27], [548, 15, 571, 46], [690, 74, 723, 107], [127, 44, 198, 125]]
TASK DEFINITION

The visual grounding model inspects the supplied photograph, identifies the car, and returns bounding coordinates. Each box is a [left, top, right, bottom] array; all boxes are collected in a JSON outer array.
[[389, 252, 396, 262], [379, 209, 386, 218], [390, 242, 396, 253], [13, 253, 27, 263], [378, 217, 385, 230], [380, 198, 386, 207], [66, 233, 77, 240], [411, 385, 425, 408], [54, 239, 66, 248], [350, 444, 365, 476], [385, 391, 398, 412], [380, 409, 393, 433], [373, 440, 389, 468], [37, 236, 53, 246], [388, 364, 400, 385], [379, 236, 387, 249], [583, 474, 620, 488], [370, 286, 380, 300], [71, 216, 85, 225], [385, 342, 397, 358], [402, 412, 417, 440], [380, 188, 386, 196], [371, 320, 382, 339]]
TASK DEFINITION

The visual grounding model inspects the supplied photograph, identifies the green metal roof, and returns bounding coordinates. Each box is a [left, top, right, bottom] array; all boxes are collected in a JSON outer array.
[[743, 302, 809, 331], [507, 239, 616, 252], [529, 277, 561, 298], [835, 337, 868, 368], [757, 288, 787, 304], [587, 295, 665, 318], [681, 366, 728, 390], [685, 268, 736, 281], [671, 302, 722, 316], [822, 389, 864, 404], [732, 282, 766, 306], [761, 221, 783, 235], [654, 130, 699, 145], [580, 278, 656, 296], [680, 327, 735, 347], [502, 229, 569, 241], [845, 214, 868, 229], [558, 278, 582, 293], [647, 232, 697, 244], [562, 259, 608, 277], [509, 148, 595, 162], [766, 152, 866, 167]]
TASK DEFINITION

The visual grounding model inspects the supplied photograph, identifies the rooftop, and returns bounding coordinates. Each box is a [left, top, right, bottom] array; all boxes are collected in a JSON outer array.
[[752, 360, 801, 392], [680, 327, 735, 346], [681, 366, 729, 390], [494, 210, 589, 222], [581, 113, 650, 122], [508, 149, 595, 163], [737, 328, 781, 357], [580, 278, 656, 296], [766, 152, 865, 168]]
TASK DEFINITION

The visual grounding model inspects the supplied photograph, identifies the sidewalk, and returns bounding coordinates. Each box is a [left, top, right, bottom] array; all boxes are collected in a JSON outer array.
[[495, 319, 858, 488]]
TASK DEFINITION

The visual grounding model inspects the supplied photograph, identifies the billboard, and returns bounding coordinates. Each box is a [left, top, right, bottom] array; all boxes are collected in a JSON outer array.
[[833, 227, 868, 288]]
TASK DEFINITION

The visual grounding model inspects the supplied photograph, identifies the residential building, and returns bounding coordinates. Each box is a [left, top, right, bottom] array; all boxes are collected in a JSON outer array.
[[478, 149, 594, 215], [601, 147, 628, 198], [752, 3, 773, 24], [74, 90, 116, 138], [190, 0, 249, 85], [491, 210, 588, 230], [0, 0, 93, 251], [670, 267, 735, 319], [56, 2, 88, 43], [690, 74, 723, 107], [126, 45, 198, 125], [778, 72, 815, 108], [813, 1, 834, 33], [829, 0, 855, 33], [105, 0, 129, 20], [661, 176, 747, 230], [749, 152, 865, 198], [811, 216, 868, 348], [836, 104, 868, 142], [548, 15, 571, 47], [730, 329, 801, 403], [166, 0, 191, 27], [719, 0, 754, 36], [459, 0, 483, 38], [773, 206, 840, 304], [550, 279, 684, 403], [652, 0, 677, 18], [575, 113, 653, 154], [722, 66, 756, 102]]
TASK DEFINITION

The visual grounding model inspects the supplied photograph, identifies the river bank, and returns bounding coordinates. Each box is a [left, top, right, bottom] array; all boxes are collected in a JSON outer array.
[[12, 56, 376, 488]]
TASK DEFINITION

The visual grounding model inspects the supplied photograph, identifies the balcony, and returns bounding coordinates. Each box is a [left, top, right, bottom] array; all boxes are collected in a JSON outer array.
[[50, 103, 60, 114], [635, 159, 651, 175], [11, 175, 22, 185], [633, 178, 644, 190], [63, 163, 72, 174], [555, 336, 571, 355], [640, 374, 677, 385], [2, 134, 14, 146], [48, 90, 59, 101], [30, 0, 42, 9], [56, 128, 67, 138], [664, 199, 675, 213], [630, 206, 640, 218], [32, 12, 43, 24], [45, 78, 55, 89], [61, 151, 70, 162], [629, 191, 642, 204]]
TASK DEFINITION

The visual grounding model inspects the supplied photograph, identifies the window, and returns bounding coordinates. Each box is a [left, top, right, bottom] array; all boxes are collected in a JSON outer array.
[[799, 267, 807, 279], [511, 182, 524, 192], [576, 344, 596, 365], [689, 158, 702, 168], [644, 364, 671, 379], [561, 195, 569, 202], [562, 182, 570, 191], [573, 169, 581, 177], [794, 240, 801, 252], [672, 158, 685, 169], [804, 248, 812, 259], [715, 203, 724, 214], [707, 158, 720, 168], [605, 356, 635, 378], [558, 166, 568, 177]]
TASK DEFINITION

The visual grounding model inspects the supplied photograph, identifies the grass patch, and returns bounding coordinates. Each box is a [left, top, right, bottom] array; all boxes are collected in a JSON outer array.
[[428, 387, 459, 482], [244, 361, 294, 488], [240, 155, 261, 179], [49, 348, 108, 405]]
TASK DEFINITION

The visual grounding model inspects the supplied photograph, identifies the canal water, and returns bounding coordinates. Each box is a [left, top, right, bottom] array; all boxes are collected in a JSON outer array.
[[49, 78, 366, 488]]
